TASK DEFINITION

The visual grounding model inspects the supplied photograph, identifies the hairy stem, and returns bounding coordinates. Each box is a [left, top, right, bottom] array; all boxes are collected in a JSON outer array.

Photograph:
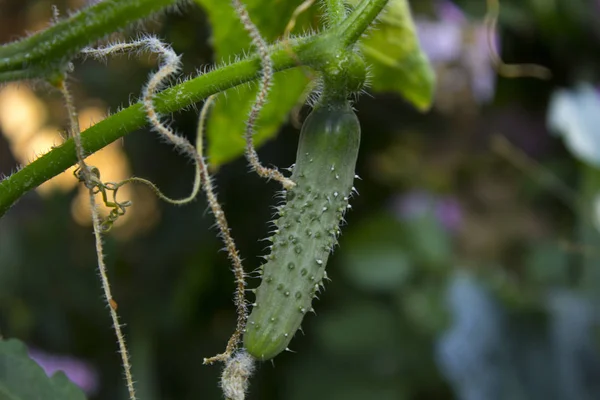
[[59, 79, 137, 399], [0, 0, 180, 81], [338, 0, 390, 48], [197, 97, 249, 365], [0, 38, 311, 217], [231, 0, 295, 189], [323, 0, 347, 27]]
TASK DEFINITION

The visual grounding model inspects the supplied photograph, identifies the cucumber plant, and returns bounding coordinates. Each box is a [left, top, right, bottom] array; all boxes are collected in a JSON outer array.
[[242, 12, 371, 361], [0, 0, 436, 398]]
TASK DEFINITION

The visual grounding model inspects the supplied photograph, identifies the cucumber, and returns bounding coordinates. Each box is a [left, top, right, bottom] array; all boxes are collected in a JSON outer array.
[[243, 100, 361, 360]]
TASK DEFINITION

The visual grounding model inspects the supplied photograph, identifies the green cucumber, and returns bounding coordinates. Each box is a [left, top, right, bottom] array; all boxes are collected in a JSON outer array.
[[243, 100, 361, 360]]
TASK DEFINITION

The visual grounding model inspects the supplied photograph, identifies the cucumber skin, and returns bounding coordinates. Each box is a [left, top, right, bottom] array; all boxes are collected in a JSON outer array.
[[243, 103, 361, 361]]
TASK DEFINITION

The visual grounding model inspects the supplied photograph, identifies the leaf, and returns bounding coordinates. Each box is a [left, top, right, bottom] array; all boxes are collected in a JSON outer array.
[[0, 338, 87, 400], [403, 213, 451, 270], [194, 0, 316, 166], [349, 0, 436, 111], [547, 83, 600, 167], [206, 69, 309, 166]]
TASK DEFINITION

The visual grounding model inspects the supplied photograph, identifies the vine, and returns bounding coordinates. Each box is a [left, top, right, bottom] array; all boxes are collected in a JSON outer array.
[[0, 0, 391, 398], [0, 0, 388, 217]]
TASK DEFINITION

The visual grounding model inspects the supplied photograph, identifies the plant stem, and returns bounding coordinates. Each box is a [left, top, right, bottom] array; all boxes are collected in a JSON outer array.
[[338, 0, 390, 48], [323, 0, 347, 26], [0, 38, 315, 217], [0, 0, 180, 81]]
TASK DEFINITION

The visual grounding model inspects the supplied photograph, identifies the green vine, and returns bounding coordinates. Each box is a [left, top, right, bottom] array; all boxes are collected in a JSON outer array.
[[0, 0, 180, 82], [323, 0, 348, 26], [0, 0, 389, 218]]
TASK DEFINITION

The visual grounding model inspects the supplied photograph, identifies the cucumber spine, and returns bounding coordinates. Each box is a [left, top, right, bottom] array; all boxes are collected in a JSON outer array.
[[243, 100, 360, 360]]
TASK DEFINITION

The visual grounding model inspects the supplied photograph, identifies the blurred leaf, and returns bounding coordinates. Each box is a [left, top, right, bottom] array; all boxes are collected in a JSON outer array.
[[576, 164, 600, 292], [315, 301, 397, 356], [195, 0, 317, 58], [397, 281, 448, 335], [525, 241, 569, 286], [0, 338, 86, 400], [287, 356, 406, 400], [349, 0, 436, 111], [403, 214, 452, 269], [547, 83, 600, 167], [340, 213, 413, 292], [343, 242, 412, 293], [194, 0, 315, 166], [488, 267, 545, 311]]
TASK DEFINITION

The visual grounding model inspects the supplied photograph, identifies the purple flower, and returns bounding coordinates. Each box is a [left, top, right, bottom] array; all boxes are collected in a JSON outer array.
[[415, 0, 498, 104], [435, 197, 463, 233], [436, 0, 467, 24], [391, 190, 463, 233], [415, 21, 463, 63], [28, 347, 99, 395]]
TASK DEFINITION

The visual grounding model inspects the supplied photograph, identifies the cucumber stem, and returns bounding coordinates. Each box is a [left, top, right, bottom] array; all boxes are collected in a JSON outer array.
[[338, 0, 390, 48]]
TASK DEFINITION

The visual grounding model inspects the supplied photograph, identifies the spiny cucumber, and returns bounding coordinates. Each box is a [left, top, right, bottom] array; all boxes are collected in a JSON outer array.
[[243, 100, 360, 360]]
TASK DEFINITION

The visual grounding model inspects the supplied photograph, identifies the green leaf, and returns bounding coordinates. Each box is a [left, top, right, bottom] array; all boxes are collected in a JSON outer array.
[[194, 0, 316, 166], [0, 338, 87, 400], [206, 69, 309, 166], [349, 0, 435, 111]]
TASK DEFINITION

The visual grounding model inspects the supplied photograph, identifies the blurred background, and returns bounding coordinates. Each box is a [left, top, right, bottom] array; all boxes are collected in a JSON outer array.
[[2, 0, 600, 399]]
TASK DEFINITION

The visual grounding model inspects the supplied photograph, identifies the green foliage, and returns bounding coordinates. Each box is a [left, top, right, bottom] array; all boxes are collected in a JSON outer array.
[[0, 338, 86, 400], [399, 280, 448, 335], [315, 300, 397, 355], [195, 0, 315, 166], [341, 211, 451, 292], [403, 214, 452, 269], [0, 0, 444, 394], [0, 36, 315, 217], [340, 211, 450, 335], [343, 241, 412, 292], [0, 0, 433, 216], [6, 0, 600, 398], [194, 0, 435, 164], [341, 215, 413, 293], [525, 241, 569, 286], [349, 0, 436, 111], [205, 70, 309, 166]]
